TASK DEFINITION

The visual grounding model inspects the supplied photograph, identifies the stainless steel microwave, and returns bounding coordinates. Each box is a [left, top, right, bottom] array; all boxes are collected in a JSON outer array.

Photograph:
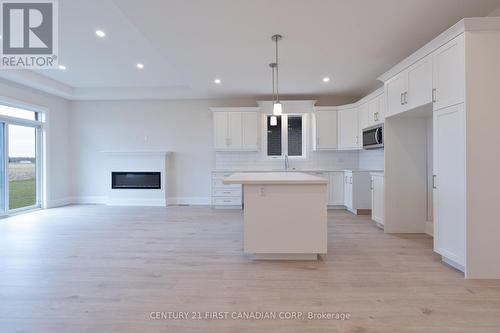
[[363, 124, 384, 149]]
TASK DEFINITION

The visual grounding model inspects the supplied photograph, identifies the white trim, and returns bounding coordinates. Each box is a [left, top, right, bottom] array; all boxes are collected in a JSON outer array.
[[46, 197, 73, 208], [425, 221, 434, 236], [71, 196, 107, 205], [167, 197, 211, 205], [210, 107, 260, 113], [106, 198, 167, 207]]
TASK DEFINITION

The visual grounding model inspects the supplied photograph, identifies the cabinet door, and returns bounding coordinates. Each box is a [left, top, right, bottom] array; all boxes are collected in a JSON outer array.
[[385, 71, 407, 118], [371, 176, 384, 224], [432, 34, 465, 111], [367, 98, 379, 127], [338, 108, 359, 149], [343, 172, 353, 209], [213, 112, 229, 149], [357, 104, 369, 148], [241, 112, 259, 150], [433, 104, 465, 267], [377, 94, 385, 124], [227, 112, 242, 149], [314, 111, 338, 150], [407, 55, 433, 110], [329, 172, 345, 206]]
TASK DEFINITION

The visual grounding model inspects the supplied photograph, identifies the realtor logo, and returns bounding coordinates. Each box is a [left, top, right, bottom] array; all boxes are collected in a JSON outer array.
[[1, 0, 58, 68]]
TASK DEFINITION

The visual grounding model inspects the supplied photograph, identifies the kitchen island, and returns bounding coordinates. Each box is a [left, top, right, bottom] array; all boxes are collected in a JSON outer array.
[[224, 172, 328, 260]]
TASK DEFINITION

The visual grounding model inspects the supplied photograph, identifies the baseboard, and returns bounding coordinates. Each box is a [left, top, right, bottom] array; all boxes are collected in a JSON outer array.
[[107, 198, 167, 207], [49, 196, 211, 207], [425, 220, 434, 236], [356, 209, 372, 216], [167, 197, 211, 205], [46, 197, 73, 208], [71, 196, 107, 205]]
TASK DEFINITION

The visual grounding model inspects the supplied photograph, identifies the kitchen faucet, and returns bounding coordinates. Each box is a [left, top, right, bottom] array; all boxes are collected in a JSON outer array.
[[284, 154, 290, 170]]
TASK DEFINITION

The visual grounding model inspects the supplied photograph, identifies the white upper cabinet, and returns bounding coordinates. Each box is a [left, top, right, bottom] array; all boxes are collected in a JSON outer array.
[[241, 112, 259, 150], [385, 54, 433, 118], [432, 34, 465, 111], [357, 103, 369, 148], [385, 71, 408, 118], [406, 54, 433, 110], [212, 109, 260, 151], [313, 109, 338, 150], [213, 111, 229, 149], [338, 108, 359, 150], [227, 112, 243, 148]]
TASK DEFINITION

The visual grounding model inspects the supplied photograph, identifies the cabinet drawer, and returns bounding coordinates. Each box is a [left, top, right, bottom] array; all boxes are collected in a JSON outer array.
[[212, 173, 234, 180], [212, 178, 241, 189], [213, 188, 242, 197], [212, 197, 242, 206]]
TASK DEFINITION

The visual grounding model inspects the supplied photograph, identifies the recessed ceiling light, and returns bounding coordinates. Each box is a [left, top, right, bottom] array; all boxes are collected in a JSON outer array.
[[136, 63, 144, 69], [95, 30, 106, 38], [214, 78, 221, 84], [322, 77, 331, 83], [58, 65, 66, 70]]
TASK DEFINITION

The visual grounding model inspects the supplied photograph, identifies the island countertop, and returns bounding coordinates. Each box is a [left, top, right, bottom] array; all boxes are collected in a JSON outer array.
[[223, 172, 328, 185]]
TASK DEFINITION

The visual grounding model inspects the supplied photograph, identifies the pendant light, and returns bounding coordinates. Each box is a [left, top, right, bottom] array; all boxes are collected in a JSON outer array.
[[269, 62, 278, 126], [271, 34, 283, 116]]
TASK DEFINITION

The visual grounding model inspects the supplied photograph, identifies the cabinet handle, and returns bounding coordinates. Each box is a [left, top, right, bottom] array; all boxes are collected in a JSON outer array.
[[345, 176, 348, 184], [432, 175, 437, 189], [370, 179, 374, 190], [350, 177, 352, 184], [356, 136, 359, 145], [432, 88, 437, 103], [316, 137, 319, 146], [400, 93, 404, 105], [404, 92, 408, 105]]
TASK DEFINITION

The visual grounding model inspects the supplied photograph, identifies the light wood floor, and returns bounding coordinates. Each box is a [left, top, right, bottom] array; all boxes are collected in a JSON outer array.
[[1, 205, 500, 333]]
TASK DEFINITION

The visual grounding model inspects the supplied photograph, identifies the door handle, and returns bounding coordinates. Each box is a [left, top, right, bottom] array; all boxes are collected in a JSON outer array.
[[432, 175, 437, 189], [432, 88, 437, 103]]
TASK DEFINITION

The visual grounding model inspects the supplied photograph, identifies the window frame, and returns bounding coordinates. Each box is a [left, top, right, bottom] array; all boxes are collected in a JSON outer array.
[[264, 113, 306, 159], [0, 97, 47, 216]]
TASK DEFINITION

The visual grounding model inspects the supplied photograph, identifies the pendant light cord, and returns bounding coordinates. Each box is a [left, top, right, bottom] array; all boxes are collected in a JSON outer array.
[[275, 37, 279, 102]]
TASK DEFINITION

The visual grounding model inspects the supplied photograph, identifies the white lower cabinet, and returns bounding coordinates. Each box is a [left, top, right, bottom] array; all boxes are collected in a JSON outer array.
[[328, 172, 345, 206], [370, 173, 385, 227], [433, 104, 465, 269], [343, 171, 372, 214], [211, 172, 242, 208]]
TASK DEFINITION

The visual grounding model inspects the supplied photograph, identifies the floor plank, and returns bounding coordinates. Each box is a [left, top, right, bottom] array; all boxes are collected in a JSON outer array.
[[0, 205, 499, 333]]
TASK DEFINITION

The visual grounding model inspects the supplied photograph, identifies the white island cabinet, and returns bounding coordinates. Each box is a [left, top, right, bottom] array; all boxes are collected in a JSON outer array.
[[224, 172, 328, 260]]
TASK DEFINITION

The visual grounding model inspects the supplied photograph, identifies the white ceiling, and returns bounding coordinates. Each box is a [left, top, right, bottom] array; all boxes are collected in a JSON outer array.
[[5, 0, 500, 100]]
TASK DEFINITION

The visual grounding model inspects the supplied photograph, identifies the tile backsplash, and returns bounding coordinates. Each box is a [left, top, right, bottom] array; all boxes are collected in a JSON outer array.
[[215, 149, 384, 171]]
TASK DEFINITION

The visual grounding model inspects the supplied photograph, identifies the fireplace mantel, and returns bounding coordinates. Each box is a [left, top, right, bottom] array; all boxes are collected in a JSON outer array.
[[103, 151, 171, 206]]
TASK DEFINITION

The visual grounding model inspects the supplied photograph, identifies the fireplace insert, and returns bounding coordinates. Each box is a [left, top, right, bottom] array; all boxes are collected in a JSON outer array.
[[111, 172, 161, 189]]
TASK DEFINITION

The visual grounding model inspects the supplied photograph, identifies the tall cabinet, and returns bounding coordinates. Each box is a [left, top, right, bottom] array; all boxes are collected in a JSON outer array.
[[380, 18, 500, 278]]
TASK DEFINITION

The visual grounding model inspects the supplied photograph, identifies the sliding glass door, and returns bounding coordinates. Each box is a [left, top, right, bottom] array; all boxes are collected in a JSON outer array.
[[8, 125, 38, 210], [0, 103, 43, 214]]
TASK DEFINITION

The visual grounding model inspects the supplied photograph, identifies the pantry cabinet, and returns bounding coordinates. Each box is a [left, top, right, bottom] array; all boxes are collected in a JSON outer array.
[[212, 108, 260, 151], [433, 104, 465, 268]]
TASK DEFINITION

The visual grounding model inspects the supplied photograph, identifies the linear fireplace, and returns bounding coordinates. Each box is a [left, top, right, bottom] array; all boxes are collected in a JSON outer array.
[[111, 172, 161, 189]]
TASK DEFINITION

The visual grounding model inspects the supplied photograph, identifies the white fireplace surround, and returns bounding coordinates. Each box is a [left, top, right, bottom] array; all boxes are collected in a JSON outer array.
[[102, 151, 171, 206]]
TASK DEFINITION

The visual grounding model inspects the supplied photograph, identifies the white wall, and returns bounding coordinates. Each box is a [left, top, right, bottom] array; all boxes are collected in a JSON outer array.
[[69, 99, 255, 204], [0, 78, 71, 207]]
